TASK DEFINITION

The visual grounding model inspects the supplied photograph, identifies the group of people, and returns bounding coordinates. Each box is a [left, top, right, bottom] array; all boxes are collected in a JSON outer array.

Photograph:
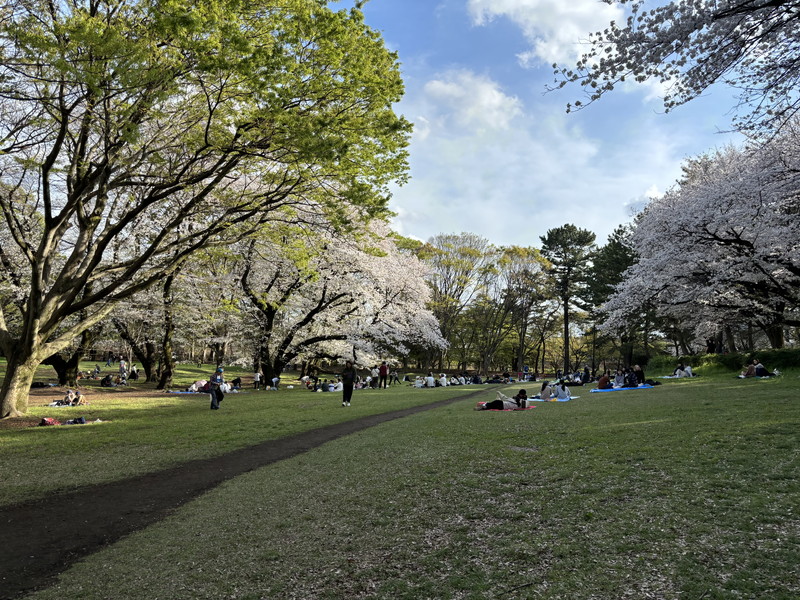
[[673, 363, 694, 378], [537, 380, 572, 401], [475, 379, 574, 410], [740, 358, 775, 378], [50, 389, 87, 407], [252, 370, 280, 390], [595, 365, 646, 390], [412, 372, 472, 388]]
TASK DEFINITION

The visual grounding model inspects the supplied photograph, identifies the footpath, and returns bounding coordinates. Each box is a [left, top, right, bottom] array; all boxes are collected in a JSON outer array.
[[0, 389, 485, 599]]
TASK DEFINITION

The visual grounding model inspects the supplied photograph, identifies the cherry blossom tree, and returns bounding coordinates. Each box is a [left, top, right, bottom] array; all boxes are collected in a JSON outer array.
[[0, 0, 409, 416], [237, 220, 446, 382], [555, 0, 800, 134], [602, 128, 800, 348]]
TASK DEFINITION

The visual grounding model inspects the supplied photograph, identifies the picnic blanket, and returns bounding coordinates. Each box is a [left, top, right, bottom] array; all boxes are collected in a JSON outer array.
[[590, 384, 654, 393], [529, 396, 577, 402]]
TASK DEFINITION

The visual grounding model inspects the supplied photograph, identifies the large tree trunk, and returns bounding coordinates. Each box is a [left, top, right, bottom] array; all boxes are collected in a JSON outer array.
[[157, 274, 177, 390], [723, 327, 737, 353], [764, 323, 785, 349], [1, 351, 41, 418], [42, 353, 70, 386], [51, 327, 99, 386], [113, 318, 159, 382], [261, 358, 286, 387]]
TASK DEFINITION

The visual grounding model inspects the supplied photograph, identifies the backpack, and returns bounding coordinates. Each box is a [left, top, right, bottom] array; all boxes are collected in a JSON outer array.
[[39, 417, 61, 426]]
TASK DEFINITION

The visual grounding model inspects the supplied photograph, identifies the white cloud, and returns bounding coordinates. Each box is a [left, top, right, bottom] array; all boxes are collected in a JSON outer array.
[[467, 0, 623, 65], [422, 70, 523, 131], [389, 68, 692, 247]]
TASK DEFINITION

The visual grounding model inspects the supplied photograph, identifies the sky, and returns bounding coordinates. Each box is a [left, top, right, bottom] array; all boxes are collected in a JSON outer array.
[[333, 0, 744, 248]]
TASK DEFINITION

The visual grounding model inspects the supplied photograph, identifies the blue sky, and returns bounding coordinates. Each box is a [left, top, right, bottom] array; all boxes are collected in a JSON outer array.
[[336, 0, 743, 248]]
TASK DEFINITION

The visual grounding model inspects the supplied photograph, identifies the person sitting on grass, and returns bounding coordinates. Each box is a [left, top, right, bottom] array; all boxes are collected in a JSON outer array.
[[476, 389, 528, 410], [596, 370, 612, 390], [623, 369, 639, 388], [741, 360, 756, 378], [754, 359, 771, 377], [538, 380, 552, 401], [613, 369, 625, 387], [554, 380, 571, 400]]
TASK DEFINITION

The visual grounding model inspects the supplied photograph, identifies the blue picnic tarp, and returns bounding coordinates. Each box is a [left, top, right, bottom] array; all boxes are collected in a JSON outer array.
[[589, 384, 654, 393]]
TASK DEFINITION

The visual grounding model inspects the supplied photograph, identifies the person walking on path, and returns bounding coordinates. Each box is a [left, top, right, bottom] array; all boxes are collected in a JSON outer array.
[[341, 360, 357, 406]]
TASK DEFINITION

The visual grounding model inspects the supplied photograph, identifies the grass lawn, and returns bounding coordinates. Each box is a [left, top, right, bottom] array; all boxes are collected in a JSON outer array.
[[0, 360, 476, 507], [14, 367, 800, 599]]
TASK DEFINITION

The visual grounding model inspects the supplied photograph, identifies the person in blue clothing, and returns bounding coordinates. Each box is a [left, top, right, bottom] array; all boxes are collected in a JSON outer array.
[[209, 367, 225, 410]]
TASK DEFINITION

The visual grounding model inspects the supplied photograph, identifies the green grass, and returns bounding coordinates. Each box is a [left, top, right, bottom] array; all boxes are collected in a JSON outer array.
[[0, 360, 476, 506], [19, 369, 800, 599]]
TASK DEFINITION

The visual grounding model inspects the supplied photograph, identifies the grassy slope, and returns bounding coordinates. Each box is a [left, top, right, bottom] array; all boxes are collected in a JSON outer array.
[[22, 369, 800, 599]]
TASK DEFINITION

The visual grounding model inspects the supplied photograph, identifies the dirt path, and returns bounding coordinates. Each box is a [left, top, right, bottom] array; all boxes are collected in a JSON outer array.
[[0, 390, 485, 599]]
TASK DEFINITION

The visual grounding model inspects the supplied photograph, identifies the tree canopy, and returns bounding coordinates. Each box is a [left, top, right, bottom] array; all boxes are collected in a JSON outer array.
[[601, 126, 800, 350], [0, 0, 410, 416]]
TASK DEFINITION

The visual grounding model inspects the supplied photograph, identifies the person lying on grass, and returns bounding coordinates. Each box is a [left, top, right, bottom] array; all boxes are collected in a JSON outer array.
[[476, 389, 528, 410]]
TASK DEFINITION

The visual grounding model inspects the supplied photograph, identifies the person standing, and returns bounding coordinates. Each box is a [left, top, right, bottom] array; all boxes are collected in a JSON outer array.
[[253, 370, 262, 390], [209, 367, 225, 410], [370, 365, 380, 388], [389, 369, 400, 386], [378, 361, 389, 389], [341, 360, 357, 407]]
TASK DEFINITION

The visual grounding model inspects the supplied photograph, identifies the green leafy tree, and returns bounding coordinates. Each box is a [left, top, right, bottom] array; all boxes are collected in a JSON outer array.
[[420, 233, 495, 369], [540, 224, 597, 374], [504, 246, 551, 374], [588, 225, 642, 367], [0, 0, 410, 417]]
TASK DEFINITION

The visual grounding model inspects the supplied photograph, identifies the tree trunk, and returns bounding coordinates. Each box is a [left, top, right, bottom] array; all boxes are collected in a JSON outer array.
[[157, 274, 177, 390], [113, 318, 158, 382], [720, 327, 739, 353], [1, 353, 41, 418], [42, 353, 70, 386], [562, 296, 570, 374], [261, 359, 285, 387], [764, 323, 785, 349]]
